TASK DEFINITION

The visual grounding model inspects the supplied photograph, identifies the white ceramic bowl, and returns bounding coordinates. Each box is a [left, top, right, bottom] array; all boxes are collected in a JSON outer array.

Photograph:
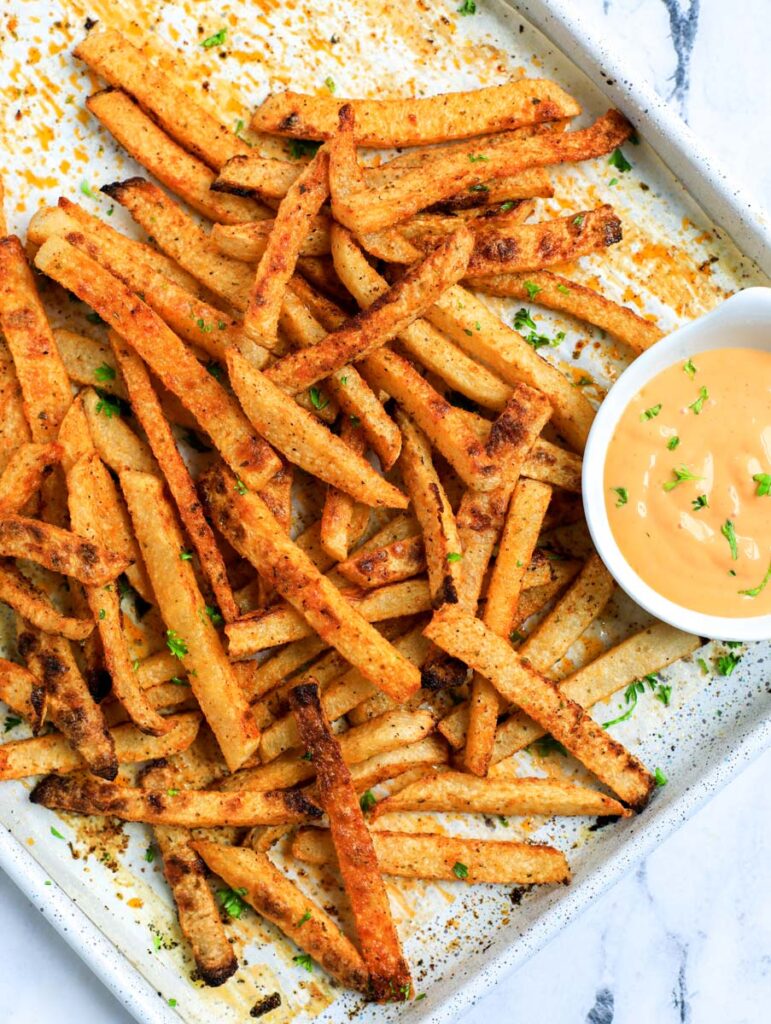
[[583, 286, 771, 642]]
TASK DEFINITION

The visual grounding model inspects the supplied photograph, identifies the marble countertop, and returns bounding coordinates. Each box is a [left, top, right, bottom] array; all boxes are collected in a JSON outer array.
[[3, 1, 771, 1022]]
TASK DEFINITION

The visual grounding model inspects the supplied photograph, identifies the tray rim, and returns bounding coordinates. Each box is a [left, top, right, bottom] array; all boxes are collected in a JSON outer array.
[[1, 2, 770, 1023]]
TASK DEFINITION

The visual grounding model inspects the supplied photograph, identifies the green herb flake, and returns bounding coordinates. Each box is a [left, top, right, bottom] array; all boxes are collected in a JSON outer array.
[[739, 562, 771, 597], [324, 76, 336, 94], [170, 677, 188, 687], [234, 477, 248, 495], [654, 767, 667, 787], [752, 472, 771, 497], [446, 551, 462, 562], [201, 27, 227, 48], [603, 679, 648, 728], [167, 788, 179, 797], [95, 392, 122, 418], [300, 751, 313, 762], [499, 200, 515, 212], [640, 403, 662, 421], [297, 910, 312, 927], [612, 487, 628, 507], [608, 176, 619, 187], [689, 385, 709, 415], [498, 815, 509, 827], [359, 789, 377, 812], [683, 358, 697, 378], [179, 549, 193, 561], [663, 465, 702, 492], [556, 283, 571, 295], [288, 138, 323, 160], [716, 652, 741, 677], [309, 386, 328, 410], [3, 715, 21, 732], [80, 180, 98, 200], [50, 826, 65, 840], [144, 845, 156, 863], [697, 657, 710, 674], [655, 684, 672, 706], [205, 360, 223, 381], [721, 519, 739, 560], [166, 629, 189, 658], [218, 886, 248, 918], [234, 118, 245, 136], [468, 183, 489, 193], [468, 153, 489, 163], [152, 935, 162, 951], [608, 148, 632, 173], [667, 436, 680, 451], [572, 213, 585, 228], [691, 494, 709, 511], [457, 0, 476, 13], [98, 608, 106, 620], [294, 953, 314, 972], [523, 280, 541, 300], [530, 735, 568, 757], [205, 604, 224, 626], [168, 999, 177, 1008], [452, 861, 469, 879], [94, 362, 116, 382]]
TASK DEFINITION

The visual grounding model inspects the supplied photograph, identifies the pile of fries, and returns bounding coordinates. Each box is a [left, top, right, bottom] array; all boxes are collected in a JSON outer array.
[[0, 23, 702, 1004]]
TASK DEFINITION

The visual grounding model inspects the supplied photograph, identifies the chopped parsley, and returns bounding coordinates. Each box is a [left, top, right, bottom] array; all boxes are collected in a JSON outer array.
[[667, 436, 680, 451], [523, 280, 541, 300], [234, 477, 248, 495], [514, 308, 537, 332], [612, 486, 628, 507], [94, 362, 116, 382], [288, 138, 323, 160], [205, 360, 223, 382], [359, 790, 377, 812], [50, 826, 65, 840], [452, 861, 469, 879], [95, 391, 122, 418], [167, 788, 179, 797], [98, 608, 106, 620], [654, 684, 672, 706], [309, 386, 328, 410], [205, 604, 224, 626], [691, 494, 709, 511], [683, 358, 697, 378], [166, 629, 188, 658], [608, 176, 619, 187], [297, 910, 312, 927], [688, 385, 709, 415], [324, 76, 336, 94], [293, 953, 314, 972], [457, 0, 477, 13], [513, 307, 564, 349], [446, 551, 462, 562], [468, 183, 489, 193], [739, 562, 771, 597], [530, 735, 568, 757], [663, 465, 702, 492], [752, 472, 771, 497], [608, 148, 632, 173], [168, 999, 177, 1008], [234, 118, 245, 137], [80, 180, 98, 200], [556, 283, 571, 295], [716, 652, 741, 676], [697, 657, 709, 674], [640, 403, 662, 421], [196, 318, 213, 333], [603, 675, 662, 728], [3, 715, 21, 732], [468, 153, 489, 163], [179, 549, 193, 561], [201, 28, 227, 48], [572, 213, 585, 228], [499, 200, 516, 212], [654, 767, 667, 787], [218, 886, 248, 919], [720, 519, 739, 560], [144, 845, 156, 863]]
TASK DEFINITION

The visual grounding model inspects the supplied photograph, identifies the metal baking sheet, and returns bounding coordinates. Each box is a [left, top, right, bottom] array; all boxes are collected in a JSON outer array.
[[0, 1, 769, 1022]]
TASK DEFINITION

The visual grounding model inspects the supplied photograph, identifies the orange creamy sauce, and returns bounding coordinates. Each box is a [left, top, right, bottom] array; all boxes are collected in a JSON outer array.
[[605, 347, 771, 617]]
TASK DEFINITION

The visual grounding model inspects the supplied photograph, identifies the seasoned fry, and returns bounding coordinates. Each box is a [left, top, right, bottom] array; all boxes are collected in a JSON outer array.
[[372, 769, 628, 819], [337, 534, 425, 589], [80, 387, 158, 476], [34, 236, 281, 492], [0, 341, 31, 474], [240, 635, 329, 703], [349, 735, 449, 791], [293, 828, 570, 885], [289, 682, 411, 1001], [194, 841, 370, 991], [110, 334, 238, 622], [252, 79, 581, 147], [31, 773, 321, 827], [243, 148, 330, 349], [201, 462, 422, 702], [0, 514, 128, 585], [466, 269, 664, 353], [425, 607, 654, 810], [0, 442, 61, 515], [320, 416, 368, 562], [120, 470, 261, 770], [213, 152, 305, 201], [397, 412, 462, 607], [522, 439, 583, 493], [265, 226, 474, 395], [212, 217, 331, 262], [0, 236, 71, 441], [330, 107, 632, 232], [0, 657, 46, 731], [0, 712, 200, 781], [0, 561, 94, 641], [226, 349, 407, 509]]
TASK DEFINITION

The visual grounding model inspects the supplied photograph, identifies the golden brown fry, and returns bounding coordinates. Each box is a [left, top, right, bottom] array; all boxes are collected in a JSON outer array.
[[0, 562, 93, 641], [34, 236, 280, 492], [226, 349, 407, 509], [266, 226, 474, 395], [320, 416, 368, 562], [349, 735, 449, 791], [293, 827, 570, 885], [86, 90, 262, 224], [109, 334, 238, 622], [31, 773, 321, 827], [213, 152, 305, 200], [466, 269, 664, 353], [0, 656, 46, 730], [252, 79, 581, 146], [0, 442, 61, 515], [0, 236, 71, 442], [290, 682, 411, 1000], [522, 439, 583, 493], [0, 712, 200, 781], [337, 534, 425, 589], [212, 216, 331, 262], [0, 341, 31, 474], [120, 470, 261, 771], [194, 841, 370, 991], [243, 148, 330, 349], [80, 386, 158, 475], [0, 514, 128, 585]]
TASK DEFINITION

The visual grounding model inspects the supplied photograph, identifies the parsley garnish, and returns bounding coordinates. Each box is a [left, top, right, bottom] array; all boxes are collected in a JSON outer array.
[[603, 675, 660, 727], [309, 386, 328, 410], [654, 767, 667, 786], [205, 360, 223, 381], [166, 788, 179, 796], [179, 549, 193, 561], [688, 385, 709, 415], [572, 213, 585, 228], [166, 629, 188, 658], [667, 436, 680, 450], [95, 391, 122, 418], [716, 652, 741, 676], [294, 953, 314, 972], [752, 472, 771, 497], [452, 861, 469, 879], [468, 154, 489, 163], [739, 562, 771, 597], [457, 0, 476, 13], [98, 608, 106, 620], [446, 552, 462, 562], [556, 283, 571, 295], [4, 715, 21, 732], [234, 477, 247, 495], [80, 180, 98, 200], [94, 362, 116, 382], [50, 826, 65, 840], [697, 657, 709, 674], [612, 487, 628, 507], [234, 118, 245, 137], [608, 148, 632, 173], [523, 280, 541, 300], [205, 604, 224, 626], [359, 790, 377, 812], [468, 183, 489, 193], [640, 403, 662, 421], [691, 494, 709, 511], [663, 465, 702, 492], [288, 138, 323, 160], [201, 28, 227, 48], [514, 308, 536, 332], [608, 176, 619, 187], [530, 735, 568, 757], [218, 886, 248, 919], [683, 358, 697, 377], [324, 76, 336, 94], [654, 684, 672, 706], [499, 200, 516, 212], [721, 519, 739, 560], [144, 845, 156, 863], [297, 910, 312, 927]]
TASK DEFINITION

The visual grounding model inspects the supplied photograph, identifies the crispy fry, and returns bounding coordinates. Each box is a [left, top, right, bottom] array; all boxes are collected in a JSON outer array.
[[240, 635, 329, 703], [35, 236, 281, 492], [80, 386, 159, 476], [30, 773, 321, 827], [265, 226, 474, 395], [202, 464, 423, 701], [289, 682, 411, 1000], [293, 827, 570, 885], [0, 514, 128, 585], [86, 89, 262, 224], [194, 841, 370, 991], [466, 269, 664, 353], [0, 562, 93, 641], [522, 439, 583, 493], [337, 534, 425, 589], [0, 442, 61, 515], [0, 341, 31, 474], [330, 107, 632, 232], [120, 470, 261, 770], [226, 349, 407, 509], [0, 657, 46, 731], [243, 148, 330, 349], [0, 236, 71, 441], [212, 216, 331, 262], [349, 735, 449, 791], [425, 607, 654, 810], [320, 416, 368, 562], [213, 152, 305, 201], [0, 712, 200, 781], [252, 79, 581, 147], [109, 334, 238, 622]]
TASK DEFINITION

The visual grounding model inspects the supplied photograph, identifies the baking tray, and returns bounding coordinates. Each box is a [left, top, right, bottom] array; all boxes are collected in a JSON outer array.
[[0, 1, 770, 1022]]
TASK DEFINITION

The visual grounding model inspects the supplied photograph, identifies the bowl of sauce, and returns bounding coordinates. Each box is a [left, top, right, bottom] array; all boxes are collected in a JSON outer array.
[[583, 287, 771, 641]]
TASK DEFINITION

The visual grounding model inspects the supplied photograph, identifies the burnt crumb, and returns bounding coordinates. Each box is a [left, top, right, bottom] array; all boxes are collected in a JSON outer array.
[[433, 574, 458, 609], [199, 955, 238, 988], [40, 652, 67, 679], [603, 217, 623, 246], [83, 16, 97, 30], [588, 815, 622, 831], [509, 886, 531, 905], [100, 176, 146, 199], [420, 654, 467, 691], [210, 181, 256, 198], [250, 992, 282, 1018], [278, 112, 300, 132], [288, 682, 320, 709], [86, 667, 112, 703]]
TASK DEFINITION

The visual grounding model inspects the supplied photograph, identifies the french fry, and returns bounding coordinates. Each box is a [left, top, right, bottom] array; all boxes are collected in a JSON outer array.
[[0, 562, 94, 641], [30, 773, 321, 827], [0, 514, 128, 585], [293, 828, 570, 885], [511, 559, 582, 627], [120, 470, 261, 770], [0, 657, 46, 731], [213, 152, 305, 201], [252, 79, 581, 147], [256, 647, 352, 719], [427, 284, 594, 451], [349, 735, 449, 791], [320, 416, 369, 562], [225, 579, 431, 656], [17, 621, 117, 779], [289, 682, 411, 1001], [34, 237, 281, 492], [0, 712, 200, 781], [522, 439, 583, 493], [330, 107, 632, 232], [239, 635, 329, 703], [454, 486, 510, 613], [0, 442, 61, 515], [201, 462, 423, 702], [371, 769, 628, 819], [490, 622, 701, 770], [243, 148, 330, 349], [464, 478, 551, 776], [212, 216, 331, 262], [0, 236, 71, 441], [80, 387, 159, 475], [337, 534, 425, 589], [194, 841, 370, 992], [109, 334, 238, 622], [397, 412, 462, 607], [265, 226, 474, 395], [86, 90, 262, 224], [466, 269, 664, 353], [425, 607, 654, 810], [0, 341, 31, 474], [226, 349, 407, 509]]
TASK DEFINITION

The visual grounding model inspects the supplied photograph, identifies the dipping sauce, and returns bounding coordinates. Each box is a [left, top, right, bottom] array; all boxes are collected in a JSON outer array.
[[604, 347, 771, 617]]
